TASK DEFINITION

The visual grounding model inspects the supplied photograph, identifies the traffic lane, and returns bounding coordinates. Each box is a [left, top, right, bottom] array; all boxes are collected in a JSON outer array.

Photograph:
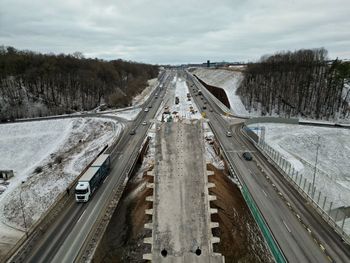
[[51, 122, 144, 263], [51, 74, 169, 262], [209, 116, 328, 262], [240, 131, 350, 262], [233, 153, 328, 263], [26, 199, 85, 263]]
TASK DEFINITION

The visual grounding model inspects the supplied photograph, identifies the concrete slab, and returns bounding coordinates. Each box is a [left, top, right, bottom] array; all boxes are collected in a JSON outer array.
[[151, 121, 224, 263]]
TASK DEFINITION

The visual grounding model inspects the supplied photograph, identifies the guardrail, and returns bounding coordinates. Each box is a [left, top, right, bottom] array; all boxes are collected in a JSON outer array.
[[242, 125, 350, 245], [77, 133, 152, 262], [5, 146, 108, 263], [207, 121, 287, 263]]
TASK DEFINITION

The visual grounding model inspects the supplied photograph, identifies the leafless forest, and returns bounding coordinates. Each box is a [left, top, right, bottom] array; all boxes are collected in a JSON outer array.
[[237, 48, 350, 119], [0, 46, 158, 120]]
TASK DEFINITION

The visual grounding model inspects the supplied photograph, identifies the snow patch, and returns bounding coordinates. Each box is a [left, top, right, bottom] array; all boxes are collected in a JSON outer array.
[[192, 68, 249, 117]]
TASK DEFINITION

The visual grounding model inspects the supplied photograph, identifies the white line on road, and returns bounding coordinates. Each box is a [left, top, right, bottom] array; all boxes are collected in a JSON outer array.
[[262, 189, 268, 197], [77, 210, 86, 223], [118, 153, 124, 159], [283, 220, 291, 233]]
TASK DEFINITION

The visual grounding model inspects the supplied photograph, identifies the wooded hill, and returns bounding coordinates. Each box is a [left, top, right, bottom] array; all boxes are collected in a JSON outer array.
[[0, 46, 158, 120], [237, 48, 350, 120]]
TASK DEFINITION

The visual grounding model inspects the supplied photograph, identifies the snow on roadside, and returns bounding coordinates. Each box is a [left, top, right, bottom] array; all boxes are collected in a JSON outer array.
[[132, 78, 159, 106], [110, 107, 142, 121], [0, 118, 121, 258], [157, 75, 202, 122], [252, 123, 350, 209], [192, 68, 249, 117]]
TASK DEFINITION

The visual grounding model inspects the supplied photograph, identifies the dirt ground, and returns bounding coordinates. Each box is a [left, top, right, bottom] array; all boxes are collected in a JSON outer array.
[[208, 163, 273, 263], [92, 167, 153, 263], [93, 160, 273, 263]]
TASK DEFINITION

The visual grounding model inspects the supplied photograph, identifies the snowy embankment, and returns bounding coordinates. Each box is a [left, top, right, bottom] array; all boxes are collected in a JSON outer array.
[[97, 77, 158, 121], [192, 68, 248, 117], [249, 123, 350, 232], [0, 118, 121, 258], [132, 78, 159, 106]]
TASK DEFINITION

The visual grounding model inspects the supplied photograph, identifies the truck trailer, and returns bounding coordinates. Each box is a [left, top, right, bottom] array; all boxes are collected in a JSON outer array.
[[75, 154, 111, 202]]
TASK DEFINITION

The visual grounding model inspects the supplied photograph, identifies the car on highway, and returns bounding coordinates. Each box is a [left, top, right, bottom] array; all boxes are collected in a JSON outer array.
[[203, 106, 207, 110], [204, 101, 207, 104], [142, 121, 147, 125], [242, 152, 253, 161], [226, 131, 232, 137], [129, 129, 136, 135], [144, 107, 149, 112], [209, 108, 213, 112], [149, 104, 152, 108]]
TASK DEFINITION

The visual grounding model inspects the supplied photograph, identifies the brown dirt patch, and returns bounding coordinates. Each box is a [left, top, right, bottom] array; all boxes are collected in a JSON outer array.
[[208, 164, 273, 263], [92, 169, 153, 263]]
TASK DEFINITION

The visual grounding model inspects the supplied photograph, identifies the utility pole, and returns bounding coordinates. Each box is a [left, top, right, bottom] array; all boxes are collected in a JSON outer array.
[[19, 181, 28, 238], [312, 135, 321, 199]]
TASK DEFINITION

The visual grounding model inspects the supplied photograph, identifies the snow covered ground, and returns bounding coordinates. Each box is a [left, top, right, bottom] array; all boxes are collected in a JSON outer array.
[[249, 123, 350, 233], [109, 107, 142, 121], [192, 68, 249, 117], [0, 118, 122, 259], [156, 75, 202, 122], [132, 78, 159, 106]]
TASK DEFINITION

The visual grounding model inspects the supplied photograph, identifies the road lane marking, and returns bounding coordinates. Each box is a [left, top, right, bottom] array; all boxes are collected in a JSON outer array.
[[77, 210, 86, 223], [262, 189, 268, 197], [282, 220, 291, 233]]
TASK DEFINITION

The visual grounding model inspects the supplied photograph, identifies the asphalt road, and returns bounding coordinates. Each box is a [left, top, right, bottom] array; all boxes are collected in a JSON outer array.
[[21, 70, 173, 263], [186, 70, 350, 263]]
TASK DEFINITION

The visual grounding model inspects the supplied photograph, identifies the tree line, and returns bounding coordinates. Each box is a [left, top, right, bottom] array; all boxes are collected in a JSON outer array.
[[237, 48, 350, 120], [0, 46, 159, 120]]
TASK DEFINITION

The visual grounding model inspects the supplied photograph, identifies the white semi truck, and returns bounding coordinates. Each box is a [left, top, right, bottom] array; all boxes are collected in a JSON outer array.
[[75, 154, 111, 202]]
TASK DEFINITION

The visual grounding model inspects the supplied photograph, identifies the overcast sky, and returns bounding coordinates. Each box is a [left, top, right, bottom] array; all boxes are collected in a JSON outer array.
[[0, 0, 349, 64]]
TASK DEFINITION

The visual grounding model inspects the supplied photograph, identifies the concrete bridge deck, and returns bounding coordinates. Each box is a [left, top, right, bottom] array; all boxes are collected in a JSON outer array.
[[145, 120, 224, 262]]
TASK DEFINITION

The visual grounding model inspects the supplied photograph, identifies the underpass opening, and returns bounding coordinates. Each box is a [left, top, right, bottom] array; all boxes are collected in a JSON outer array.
[[161, 249, 168, 257]]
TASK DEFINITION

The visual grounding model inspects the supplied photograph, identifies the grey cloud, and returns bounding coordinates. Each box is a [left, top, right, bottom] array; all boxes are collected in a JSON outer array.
[[0, 0, 349, 64]]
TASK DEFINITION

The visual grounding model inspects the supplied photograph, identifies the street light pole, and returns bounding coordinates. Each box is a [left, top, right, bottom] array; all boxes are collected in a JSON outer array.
[[312, 135, 321, 199], [19, 181, 28, 238]]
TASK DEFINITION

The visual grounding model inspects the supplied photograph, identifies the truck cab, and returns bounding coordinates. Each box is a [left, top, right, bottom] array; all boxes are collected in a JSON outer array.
[[75, 182, 91, 202]]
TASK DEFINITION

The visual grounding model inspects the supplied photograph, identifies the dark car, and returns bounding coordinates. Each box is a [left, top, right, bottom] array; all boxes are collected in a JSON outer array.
[[129, 129, 136, 135], [203, 106, 207, 110], [242, 152, 253, 161]]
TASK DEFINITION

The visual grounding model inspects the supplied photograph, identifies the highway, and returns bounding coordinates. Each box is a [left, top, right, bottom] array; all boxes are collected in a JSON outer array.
[[17, 70, 173, 263], [186, 70, 350, 263], [10, 68, 350, 263]]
